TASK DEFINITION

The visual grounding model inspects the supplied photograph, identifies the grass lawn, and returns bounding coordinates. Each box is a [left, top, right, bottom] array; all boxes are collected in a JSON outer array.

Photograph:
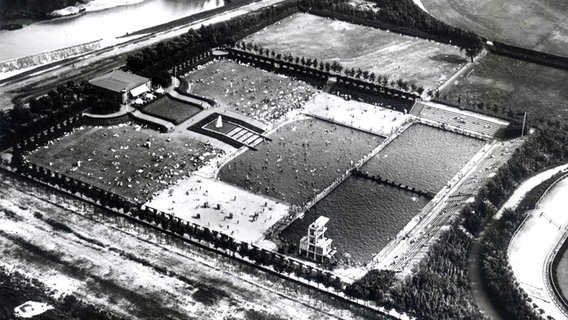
[[26, 123, 223, 202], [440, 53, 568, 127], [218, 118, 384, 206], [419, 0, 568, 57], [244, 13, 467, 90], [142, 96, 201, 125], [184, 60, 316, 125]]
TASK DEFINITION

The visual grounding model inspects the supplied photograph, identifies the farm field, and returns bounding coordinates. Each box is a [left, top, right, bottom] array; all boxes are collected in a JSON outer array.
[[184, 59, 317, 125], [280, 175, 430, 264], [244, 13, 467, 89], [440, 53, 568, 127], [218, 118, 384, 206], [362, 124, 486, 194], [26, 123, 222, 203], [142, 96, 202, 125], [0, 174, 371, 320], [419, 0, 568, 57]]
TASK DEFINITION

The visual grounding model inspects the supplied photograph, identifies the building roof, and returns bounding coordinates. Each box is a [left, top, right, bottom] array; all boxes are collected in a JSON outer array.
[[311, 216, 330, 228], [89, 70, 149, 93]]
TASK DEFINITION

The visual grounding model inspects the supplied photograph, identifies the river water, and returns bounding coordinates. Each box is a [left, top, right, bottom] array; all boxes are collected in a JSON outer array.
[[0, 0, 224, 61]]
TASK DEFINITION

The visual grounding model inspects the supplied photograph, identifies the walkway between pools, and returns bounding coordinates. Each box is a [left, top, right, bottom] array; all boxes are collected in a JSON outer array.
[[296, 119, 415, 217]]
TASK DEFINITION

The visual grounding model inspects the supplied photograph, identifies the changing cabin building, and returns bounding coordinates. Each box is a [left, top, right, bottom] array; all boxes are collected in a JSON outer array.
[[299, 216, 336, 262], [89, 70, 151, 104]]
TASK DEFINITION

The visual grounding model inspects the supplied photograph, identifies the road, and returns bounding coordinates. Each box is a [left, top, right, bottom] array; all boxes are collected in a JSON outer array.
[[0, 0, 287, 109]]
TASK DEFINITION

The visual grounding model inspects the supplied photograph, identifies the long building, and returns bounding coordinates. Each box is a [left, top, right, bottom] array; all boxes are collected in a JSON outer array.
[[89, 70, 151, 104]]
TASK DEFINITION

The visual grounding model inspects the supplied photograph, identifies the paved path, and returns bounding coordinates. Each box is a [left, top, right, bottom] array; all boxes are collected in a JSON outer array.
[[436, 49, 487, 93]]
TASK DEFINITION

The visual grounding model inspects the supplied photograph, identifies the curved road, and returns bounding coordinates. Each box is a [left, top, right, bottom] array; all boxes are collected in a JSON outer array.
[[508, 174, 568, 320], [469, 164, 568, 319]]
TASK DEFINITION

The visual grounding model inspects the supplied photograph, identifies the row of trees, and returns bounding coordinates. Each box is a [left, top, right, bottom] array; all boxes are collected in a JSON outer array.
[[304, 0, 483, 58], [346, 224, 483, 319], [346, 125, 568, 319], [11, 158, 347, 296], [125, 0, 483, 89], [124, 0, 304, 86], [0, 81, 119, 150], [235, 40, 426, 95]]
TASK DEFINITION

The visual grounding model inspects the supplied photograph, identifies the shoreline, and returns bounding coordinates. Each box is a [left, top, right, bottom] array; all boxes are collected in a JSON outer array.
[[0, 0, 146, 28]]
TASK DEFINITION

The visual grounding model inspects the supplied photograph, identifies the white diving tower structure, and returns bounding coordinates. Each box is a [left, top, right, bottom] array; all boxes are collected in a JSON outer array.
[[299, 216, 336, 262]]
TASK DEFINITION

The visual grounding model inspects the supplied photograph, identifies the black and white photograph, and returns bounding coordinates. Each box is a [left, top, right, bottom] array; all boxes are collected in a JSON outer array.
[[1, 0, 568, 319]]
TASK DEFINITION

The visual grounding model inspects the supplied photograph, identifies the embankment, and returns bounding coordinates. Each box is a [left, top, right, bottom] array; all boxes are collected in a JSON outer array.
[[0, 39, 101, 73]]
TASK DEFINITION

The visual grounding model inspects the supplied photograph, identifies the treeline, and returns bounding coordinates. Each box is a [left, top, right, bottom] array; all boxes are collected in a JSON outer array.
[[125, 0, 484, 88], [463, 127, 568, 319], [346, 225, 483, 319], [462, 128, 568, 235], [480, 171, 568, 320], [489, 41, 568, 72], [0, 81, 118, 150], [236, 40, 427, 95], [0, 265, 124, 320], [347, 126, 568, 319], [124, 0, 303, 87], [10, 159, 347, 298], [305, 0, 482, 56]]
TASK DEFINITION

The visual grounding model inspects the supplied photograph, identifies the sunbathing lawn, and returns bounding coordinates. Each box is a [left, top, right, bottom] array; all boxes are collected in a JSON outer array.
[[184, 59, 317, 125], [26, 123, 223, 203]]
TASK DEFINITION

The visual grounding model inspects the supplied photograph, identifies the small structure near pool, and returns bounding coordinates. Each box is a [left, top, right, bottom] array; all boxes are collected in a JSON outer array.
[[299, 216, 336, 262]]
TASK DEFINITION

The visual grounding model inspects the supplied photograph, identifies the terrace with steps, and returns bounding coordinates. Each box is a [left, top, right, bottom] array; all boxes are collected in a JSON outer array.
[[201, 115, 269, 149], [411, 101, 509, 138]]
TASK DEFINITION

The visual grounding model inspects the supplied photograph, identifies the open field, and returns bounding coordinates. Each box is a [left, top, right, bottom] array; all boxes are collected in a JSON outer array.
[[184, 59, 316, 125], [362, 124, 486, 193], [281, 176, 430, 264], [0, 174, 371, 320], [142, 96, 202, 125], [419, 0, 568, 57], [218, 118, 384, 206], [26, 123, 222, 202], [146, 175, 289, 246], [440, 53, 568, 126], [244, 13, 467, 89]]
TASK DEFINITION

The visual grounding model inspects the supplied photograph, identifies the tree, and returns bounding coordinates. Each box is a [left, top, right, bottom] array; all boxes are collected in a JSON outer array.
[[465, 47, 480, 62], [10, 102, 32, 124]]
